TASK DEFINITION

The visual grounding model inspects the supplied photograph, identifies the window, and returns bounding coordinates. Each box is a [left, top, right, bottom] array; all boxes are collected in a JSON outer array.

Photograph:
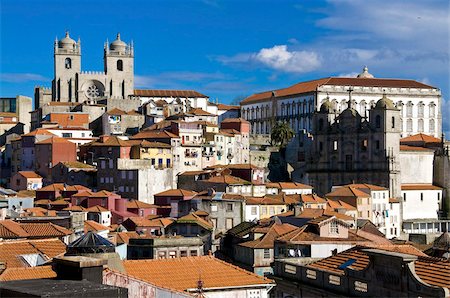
[[329, 275, 341, 286], [169, 251, 177, 258], [391, 116, 395, 128], [251, 206, 257, 215], [420, 193, 423, 201], [406, 102, 413, 117], [211, 205, 218, 212], [375, 115, 381, 128], [418, 102, 424, 117], [117, 60, 123, 71], [226, 218, 234, 229], [376, 140, 380, 150], [345, 155, 352, 171], [226, 203, 233, 212], [333, 140, 338, 151], [430, 119, 435, 133], [330, 221, 339, 234], [262, 207, 267, 215], [65, 57, 72, 69], [418, 119, 424, 132], [158, 251, 167, 259], [429, 104, 436, 117], [263, 249, 270, 259], [407, 119, 413, 132], [361, 139, 368, 151], [355, 281, 368, 292], [306, 269, 317, 280], [190, 250, 198, 256]]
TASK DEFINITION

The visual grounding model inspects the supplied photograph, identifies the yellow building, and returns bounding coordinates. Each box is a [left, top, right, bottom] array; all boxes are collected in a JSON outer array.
[[130, 140, 173, 168]]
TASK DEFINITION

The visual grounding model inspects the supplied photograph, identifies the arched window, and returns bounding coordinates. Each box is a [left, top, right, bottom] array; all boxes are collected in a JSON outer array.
[[117, 60, 123, 71], [429, 103, 436, 117], [65, 58, 72, 69], [406, 102, 413, 117], [418, 118, 424, 132], [375, 115, 381, 128], [407, 119, 413, 132], [360, 100, 366, 116], [430, 119, 435, 133], [418, 102, 424, 117]]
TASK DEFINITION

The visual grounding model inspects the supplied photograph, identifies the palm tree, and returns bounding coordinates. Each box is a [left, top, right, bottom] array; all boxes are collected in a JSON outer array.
[[270, 121, 295, 148]]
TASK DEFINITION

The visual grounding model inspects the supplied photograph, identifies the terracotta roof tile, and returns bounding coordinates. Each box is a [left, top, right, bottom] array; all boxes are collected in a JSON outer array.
[[37, 183, 90, 193], [0, 239, 66, 268], [0, 220, 30, 238], [131, 130, 179, 140], [204, 174, 251, 185], [400, 133, 441, 144], [217, 104, 240, 110], [84, 220, 109, 233], [239, 222, 297, 249], [18, 171, 42, 179], [126, 200, 158, 209], [401, 184, 443, 190], [112, 231, 140, 245], [134, 89, 208, 98], [175, 213, 213, 230], [123, 256, 273, 292], [154, 189, 197, 197], [86, 205, 110, 212], [0, 266, 56, 281], [35, 136, 73, 145], [325, 186, 370, 199], [241, 77, 436, 104], [19, 223, 72, 237], [148, 218, 174, 228], [326, 199, 357, 211], [400, 144, 434, 151], [266, 182, 313, 189]]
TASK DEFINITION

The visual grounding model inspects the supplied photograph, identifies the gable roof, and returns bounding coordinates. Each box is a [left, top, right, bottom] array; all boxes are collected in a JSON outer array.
[[401, 184, 443, 190], [86, 205, 110, 212], [188, 108, 214, 116], [19, 222, 72, 238], [0, 266, 57, 281], [123, 256, 273, 292], [217, 103, 240, 110], [204, 174, 251, 185], [325, 186, 371, 199], [0, 220, 30, 238], [266, 182, 313, 190], [131, 130, 179, 140], [0, 239, 66, 268], [241, 77, 436, 104], [175, 213, 213, 230], [400, 133, 441, 144], [239, 222, 297, 249], [154, 189, 197, 197], [37, 184, 90, 193], [84, 220, 110, 233], [134, 89, 208, 98], [126, 200, 158, 209], [17, 171, 42, 179]]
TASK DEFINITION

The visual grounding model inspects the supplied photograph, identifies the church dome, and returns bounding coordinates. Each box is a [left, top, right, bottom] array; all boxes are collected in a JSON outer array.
[[375, 94, 396, 109], [110, 33, 127, 52], [58, 31, 76, 49], [319, 100, 333, 113], [357, 66, 374, 78]]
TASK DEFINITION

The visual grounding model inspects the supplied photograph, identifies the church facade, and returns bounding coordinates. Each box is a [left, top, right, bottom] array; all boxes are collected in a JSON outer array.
[[306, 95, 402, 197], [35, 32, 134, 108]]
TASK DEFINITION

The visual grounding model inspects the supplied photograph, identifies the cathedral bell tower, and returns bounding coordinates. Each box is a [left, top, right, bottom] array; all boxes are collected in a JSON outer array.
[[53, 31, 81, 102], [104, 33, 134, 99]]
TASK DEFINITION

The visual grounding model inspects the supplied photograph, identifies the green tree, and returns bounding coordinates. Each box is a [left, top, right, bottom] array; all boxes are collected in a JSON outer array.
[[270, 121, 294, 148]]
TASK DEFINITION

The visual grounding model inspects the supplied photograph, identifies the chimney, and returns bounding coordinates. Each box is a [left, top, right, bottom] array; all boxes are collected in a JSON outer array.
[[52, 256, 107, 284], [293, 204, 303, 216], [99, 135, 110, 143]]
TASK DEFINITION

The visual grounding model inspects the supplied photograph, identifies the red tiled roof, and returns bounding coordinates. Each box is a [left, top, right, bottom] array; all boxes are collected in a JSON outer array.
[[401, 184, 443, 190], [325, 186, 370, 199], [19, 222, 72, 237], [204, 174, 251, 185], [0, 265, 57, 281], [241, 77, 436, 104], [326, 199, 357, 211], [131, 130, 179, 140], [148, 218, 174, 228], [35, 136, 73, 145], [239, 222, 297, 249], [123, 256, 273, 291], [127, 200, 158, 209], [175, 213, 213, 230], [154, 189, 197, 197], [343, 183, 387, 191], [221, 117, 250, 124], [18, 171, 42, 179], [0, 220, 30, 238], [266, 182, 313, 189], [400, 144, 434, 152], [188, 108, 214, 116], [86, 205, 110, 212], [0, 239, 66, 268], [22, 128, 55, 137], [400, 133, 441, 144], [84, 220, 109, 233], [217, 103, 240, 110], [37, 184, 90, 193], [134, 89, 208, 98]]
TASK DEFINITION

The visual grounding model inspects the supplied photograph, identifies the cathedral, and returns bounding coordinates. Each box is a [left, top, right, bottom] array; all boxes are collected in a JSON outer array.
[[35, 31, 134, 108]]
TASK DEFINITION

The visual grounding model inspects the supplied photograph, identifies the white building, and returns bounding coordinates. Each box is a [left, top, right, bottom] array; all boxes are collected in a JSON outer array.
[[265, 182, 313, 195], [241, 67, 442, 139], [401, 184, 443, 220]]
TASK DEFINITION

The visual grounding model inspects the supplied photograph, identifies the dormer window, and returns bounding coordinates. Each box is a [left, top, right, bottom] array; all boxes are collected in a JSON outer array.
[[330, 221, 339, 234], [65, 58, 72, 69]]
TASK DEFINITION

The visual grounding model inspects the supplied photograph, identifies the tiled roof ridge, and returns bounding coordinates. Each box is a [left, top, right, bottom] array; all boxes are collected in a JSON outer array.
[[0, 220, 30, 238]]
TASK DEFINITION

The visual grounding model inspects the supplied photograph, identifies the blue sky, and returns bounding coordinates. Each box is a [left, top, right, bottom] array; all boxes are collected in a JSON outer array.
[[0, 0, 449, 133]]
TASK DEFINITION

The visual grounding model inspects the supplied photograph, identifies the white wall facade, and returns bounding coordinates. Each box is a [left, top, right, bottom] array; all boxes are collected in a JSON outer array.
[[311, 243, 354, 258], [401, 189, 442, 220], [399, 151, 434, 184]]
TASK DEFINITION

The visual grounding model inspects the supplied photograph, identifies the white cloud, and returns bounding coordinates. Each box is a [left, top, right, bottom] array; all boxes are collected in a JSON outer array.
[[0, 73, 48, 83], [254, 45, 321, 73]]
